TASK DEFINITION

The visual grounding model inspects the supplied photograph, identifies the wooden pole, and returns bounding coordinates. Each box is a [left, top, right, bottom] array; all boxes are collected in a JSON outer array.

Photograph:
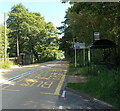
[[4, 13, 7, 63]]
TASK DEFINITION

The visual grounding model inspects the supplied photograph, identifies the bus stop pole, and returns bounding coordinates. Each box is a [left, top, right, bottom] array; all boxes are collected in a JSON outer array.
[[83, 48, 85, 66], [75, 48, 77, 68]]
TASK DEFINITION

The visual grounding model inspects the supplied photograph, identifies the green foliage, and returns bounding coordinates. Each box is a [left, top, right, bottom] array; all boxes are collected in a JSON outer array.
[[67, 66, 120, 108], [114, 68, 120, 107], [0, 24, 9, 59], [68, 63, 88, 76], [7, 3, 63, 63], [0, 25, 4, 58], [0, 60, 16, 69], [60, 2, 120, 108], [59, 2, 120, 65]]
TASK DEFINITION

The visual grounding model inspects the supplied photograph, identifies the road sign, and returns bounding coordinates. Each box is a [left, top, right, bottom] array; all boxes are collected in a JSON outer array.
[[73, 42, 86, 68], [94, 32, 100, 40], [74, 42, 85, 49]]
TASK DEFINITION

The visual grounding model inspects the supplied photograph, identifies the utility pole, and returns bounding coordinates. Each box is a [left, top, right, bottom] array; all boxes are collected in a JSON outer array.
[[4, 13, 7, 63], [17, 35, 19, 57]]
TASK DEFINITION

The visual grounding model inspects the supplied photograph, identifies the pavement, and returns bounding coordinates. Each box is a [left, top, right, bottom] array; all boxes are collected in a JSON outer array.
[[67, 75, 87, 83], [63, 72, 113, 110]]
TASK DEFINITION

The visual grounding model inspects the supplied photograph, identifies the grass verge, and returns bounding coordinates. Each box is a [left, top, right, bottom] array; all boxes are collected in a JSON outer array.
[[0, 61, 18, 69], [68, 63, 88, 76], [67, 63, 120, 108]]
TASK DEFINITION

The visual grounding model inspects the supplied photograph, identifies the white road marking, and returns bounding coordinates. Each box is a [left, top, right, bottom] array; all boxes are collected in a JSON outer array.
[[0, 60, 62, 87], [58, 106, 63, 109], [61, 90, 66, 97], [87, 107, 91, 109]]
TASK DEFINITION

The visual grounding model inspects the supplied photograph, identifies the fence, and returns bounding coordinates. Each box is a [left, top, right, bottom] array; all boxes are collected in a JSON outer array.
[[0, 57, 17, 63]]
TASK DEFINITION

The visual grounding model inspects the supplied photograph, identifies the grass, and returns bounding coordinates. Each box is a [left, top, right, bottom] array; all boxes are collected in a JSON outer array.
[[68, 63, 88, 76], [67, 63, 120, 108], [0, 61, 18, 69]]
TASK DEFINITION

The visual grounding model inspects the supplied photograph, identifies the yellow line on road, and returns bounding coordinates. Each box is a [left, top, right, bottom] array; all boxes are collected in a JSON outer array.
[[29, 81, 38, 87], [40, 92, 55, 95], [37, 81, 44, 87], [1, 89, 20, 92], [54, 74, 66, 95], [17, 78, 24, 82], [41, 81, 53, 88], [0, 84, 20, 92], [0, 84, 11, 90]]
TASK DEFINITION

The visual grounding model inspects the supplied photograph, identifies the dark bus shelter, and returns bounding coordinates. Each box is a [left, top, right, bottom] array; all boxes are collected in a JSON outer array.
[[88, 39, 117, 75], [90, 39, 117, 49]]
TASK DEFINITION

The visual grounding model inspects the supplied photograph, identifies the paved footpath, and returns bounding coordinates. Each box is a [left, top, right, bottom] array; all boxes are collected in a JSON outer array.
[[0, 60, 115, 110]]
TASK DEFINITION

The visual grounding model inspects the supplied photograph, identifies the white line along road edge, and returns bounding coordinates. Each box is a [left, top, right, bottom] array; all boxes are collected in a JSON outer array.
[[0, 60, 62, 87]]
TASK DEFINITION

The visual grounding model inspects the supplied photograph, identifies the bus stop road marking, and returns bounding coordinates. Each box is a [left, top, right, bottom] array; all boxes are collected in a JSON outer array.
[[40, 92, 55, 95], [54, 74, 66, 95], [0, 84, 11, 90], [0, 60, 62, 87], [1, 89, 20, 92]]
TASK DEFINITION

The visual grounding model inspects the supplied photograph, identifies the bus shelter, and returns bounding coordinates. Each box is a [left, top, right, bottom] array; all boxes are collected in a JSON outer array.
[[88, 39, 117, 75]]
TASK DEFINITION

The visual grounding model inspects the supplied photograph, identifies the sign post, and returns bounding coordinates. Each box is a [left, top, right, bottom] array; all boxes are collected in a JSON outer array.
[[74, 42, 80, 68], [83, 48, 85, 66], [75, 48, 77, 67], [73, 42, 85, 67]]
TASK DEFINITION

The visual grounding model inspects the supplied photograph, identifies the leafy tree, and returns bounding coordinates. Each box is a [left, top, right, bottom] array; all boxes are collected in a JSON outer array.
[[0, 25, 4, 59], [7, 3, 29, 57], [59, 2, 120, 63], [7, 3, 62, 63], [0, 24, 9, 61]]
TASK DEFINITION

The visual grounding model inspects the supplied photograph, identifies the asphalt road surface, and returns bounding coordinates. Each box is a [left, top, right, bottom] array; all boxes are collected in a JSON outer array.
[[0, 60, 113, 110]]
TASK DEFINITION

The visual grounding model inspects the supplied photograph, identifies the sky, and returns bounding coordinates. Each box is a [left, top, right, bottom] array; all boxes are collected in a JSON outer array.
[[0, 0, 71, 28]]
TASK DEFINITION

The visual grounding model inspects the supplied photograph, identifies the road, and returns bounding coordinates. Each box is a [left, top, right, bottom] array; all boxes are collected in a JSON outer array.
[[0, 60, 113, 110]]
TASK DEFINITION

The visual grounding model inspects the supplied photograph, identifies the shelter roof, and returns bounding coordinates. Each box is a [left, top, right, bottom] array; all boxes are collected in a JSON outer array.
[[90, 39, 117, 49]]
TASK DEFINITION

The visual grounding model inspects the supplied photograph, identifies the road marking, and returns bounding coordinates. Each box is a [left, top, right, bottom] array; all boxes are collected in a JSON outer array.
[[87, 107, 91, 109], [40, 92, 55, 95], [41, 81, 53, 88], [58, 106, 63, 109], [29, 81, 38, 87], [1, 89, 20, 92], [61, 90, 66, 97], [0, 60, 62, 87], [20, 81, 31, 87], [37, 81, 44, 87], [54, 74, 66, 95], [20, 79, 38, 87], [17, 78, 24, 82], [0, 84, 20, 92], [0, 84, 11, 90]]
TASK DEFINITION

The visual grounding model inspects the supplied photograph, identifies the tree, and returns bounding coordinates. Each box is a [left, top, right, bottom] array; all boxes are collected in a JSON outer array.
[[7, 3, 29, 57], [0, 25, 4, 59], [59, 2, 120, 62], [7, 3, 62, 63]]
